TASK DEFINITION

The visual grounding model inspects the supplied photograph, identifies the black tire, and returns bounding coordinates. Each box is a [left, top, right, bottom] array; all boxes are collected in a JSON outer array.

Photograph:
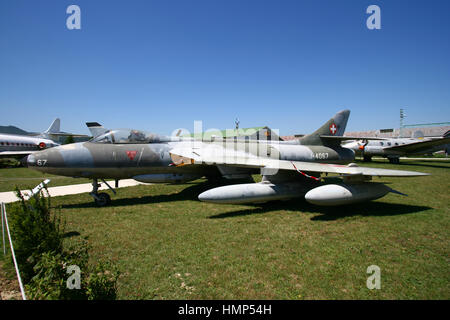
[[388, 157, 400, 164], [95, 192, 111, 206], [363, 155, 372, 162]]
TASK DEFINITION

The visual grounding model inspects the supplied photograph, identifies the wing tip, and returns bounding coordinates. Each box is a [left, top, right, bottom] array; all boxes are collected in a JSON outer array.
[[86, 122, 102, 127]]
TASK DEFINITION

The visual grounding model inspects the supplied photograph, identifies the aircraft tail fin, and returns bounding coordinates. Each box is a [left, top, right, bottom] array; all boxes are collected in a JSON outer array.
[[86, 122, 108, 138], [44, 118, 61, 134], [299, 109, 350, 146]]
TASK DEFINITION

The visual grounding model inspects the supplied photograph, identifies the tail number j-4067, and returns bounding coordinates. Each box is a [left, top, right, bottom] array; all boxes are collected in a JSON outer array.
[[314, 152, 329, 160]]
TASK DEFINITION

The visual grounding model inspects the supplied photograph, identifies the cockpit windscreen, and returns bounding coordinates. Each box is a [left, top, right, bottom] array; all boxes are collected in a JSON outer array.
[[91, 130, 161, 144]]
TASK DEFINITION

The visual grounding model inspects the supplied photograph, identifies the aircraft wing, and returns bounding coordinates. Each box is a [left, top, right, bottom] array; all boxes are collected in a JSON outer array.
[[383, 137, 450, 154], [47, 132, 89, 138], [320, 135, 387, 141], [169, 148, 429, 177], [0, 150, 36, 158]]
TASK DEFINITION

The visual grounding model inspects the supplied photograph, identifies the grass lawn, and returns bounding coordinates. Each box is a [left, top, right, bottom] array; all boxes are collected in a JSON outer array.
[[0, 167, 90, 192], [1, 160, 449, 299]]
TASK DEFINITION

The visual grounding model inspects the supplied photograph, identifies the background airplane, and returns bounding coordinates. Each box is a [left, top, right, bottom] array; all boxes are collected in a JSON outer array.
[[0, 118, 88, 159], [343, 130, 450, 163], [29, 118, 88, 142]]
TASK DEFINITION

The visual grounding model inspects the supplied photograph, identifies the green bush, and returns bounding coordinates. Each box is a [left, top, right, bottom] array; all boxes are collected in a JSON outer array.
[[8, 188, 119, 299], [25, 247, 119, 300], [9, 188, 63, 282], [85, 262, 119, 300], [25, 251, 77, 300], [0, 158, 21, 168]]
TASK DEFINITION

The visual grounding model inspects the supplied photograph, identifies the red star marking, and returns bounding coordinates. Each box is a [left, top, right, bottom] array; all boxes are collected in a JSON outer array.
[[126, 151, 138, 160], [329, 123, 337, 135]]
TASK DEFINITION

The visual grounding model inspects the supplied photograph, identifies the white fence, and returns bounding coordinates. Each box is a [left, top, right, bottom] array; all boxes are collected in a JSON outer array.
[[1, 202, 27, 300]]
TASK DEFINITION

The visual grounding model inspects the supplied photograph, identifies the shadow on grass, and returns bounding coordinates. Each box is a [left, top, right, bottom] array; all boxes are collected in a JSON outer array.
[[209, 198, 432, 221], [60, 180, 432, 220], [60, 181, 223, 209], [308, 201, 432, 221], [62, 231, 81, 238]]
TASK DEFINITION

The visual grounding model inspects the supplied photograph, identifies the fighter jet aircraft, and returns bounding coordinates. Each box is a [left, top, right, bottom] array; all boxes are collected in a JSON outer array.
[[23, 110, 429, 206], [343, 131, 450, 164]]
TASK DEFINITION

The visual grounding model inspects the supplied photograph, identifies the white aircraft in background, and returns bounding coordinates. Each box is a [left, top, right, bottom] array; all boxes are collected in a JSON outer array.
[[343, 130, 450, 163], [0, 118, 87, 159]]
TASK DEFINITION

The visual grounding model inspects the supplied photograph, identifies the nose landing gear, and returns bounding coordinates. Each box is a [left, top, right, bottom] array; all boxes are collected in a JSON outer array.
[[89, 178, 116, 206]]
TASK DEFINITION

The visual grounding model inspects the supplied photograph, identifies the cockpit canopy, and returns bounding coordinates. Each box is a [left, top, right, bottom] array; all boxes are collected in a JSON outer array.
[[91, 129, 163, 144]]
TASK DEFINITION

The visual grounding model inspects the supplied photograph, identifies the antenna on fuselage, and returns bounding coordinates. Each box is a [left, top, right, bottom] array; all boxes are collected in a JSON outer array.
[[400, 108, 406, 138]]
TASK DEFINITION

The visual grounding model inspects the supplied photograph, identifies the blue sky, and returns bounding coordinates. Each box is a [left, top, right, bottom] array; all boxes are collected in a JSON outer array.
[[1, 0, 449, 136]]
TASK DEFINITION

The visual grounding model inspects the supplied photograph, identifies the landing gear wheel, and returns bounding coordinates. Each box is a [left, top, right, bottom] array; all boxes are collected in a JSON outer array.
[[95, 192, 111, 206], [363, 155, 372, 162], [388, 157, 400, 164]]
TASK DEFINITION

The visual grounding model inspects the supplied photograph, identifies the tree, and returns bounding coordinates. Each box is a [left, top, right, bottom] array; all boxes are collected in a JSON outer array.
[[64, 135, 75, 145]]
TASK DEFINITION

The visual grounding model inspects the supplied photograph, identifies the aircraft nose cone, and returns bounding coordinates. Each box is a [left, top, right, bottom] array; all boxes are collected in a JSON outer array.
[[25, 143, 92, 176], [25, 154, 37, 168]]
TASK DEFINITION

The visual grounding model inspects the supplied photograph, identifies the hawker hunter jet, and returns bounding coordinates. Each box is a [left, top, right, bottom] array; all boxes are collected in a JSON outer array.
[[343, 131, 450, 164], [23, 110, 429, 206]]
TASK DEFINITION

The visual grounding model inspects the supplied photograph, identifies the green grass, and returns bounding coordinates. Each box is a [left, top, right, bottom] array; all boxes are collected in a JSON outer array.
[[1, 161, 449, 299], [0, 167, 90, 192]]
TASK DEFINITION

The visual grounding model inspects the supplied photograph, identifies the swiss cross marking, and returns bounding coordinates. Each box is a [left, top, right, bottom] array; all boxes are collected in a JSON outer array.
[[329, 123, 337, 135]]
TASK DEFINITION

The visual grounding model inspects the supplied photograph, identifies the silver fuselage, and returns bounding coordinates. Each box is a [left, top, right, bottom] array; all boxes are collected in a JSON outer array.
[[26, 138, 354, 179], [0, 133, 58, 155]]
